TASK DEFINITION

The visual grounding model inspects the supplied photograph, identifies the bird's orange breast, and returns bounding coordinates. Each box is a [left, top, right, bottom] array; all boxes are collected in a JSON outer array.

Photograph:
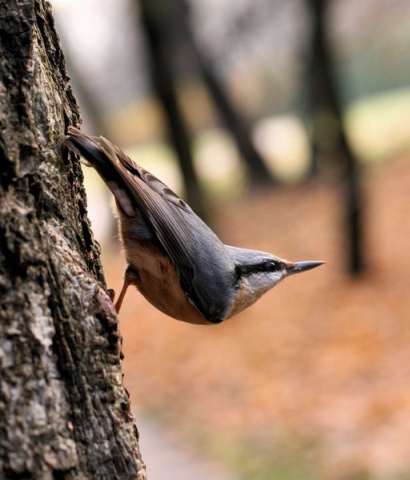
[[122, 235, 210, 325]]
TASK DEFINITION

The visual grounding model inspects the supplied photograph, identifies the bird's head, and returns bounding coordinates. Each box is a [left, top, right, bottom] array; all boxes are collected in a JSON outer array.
[[226, 246, 324, 318]]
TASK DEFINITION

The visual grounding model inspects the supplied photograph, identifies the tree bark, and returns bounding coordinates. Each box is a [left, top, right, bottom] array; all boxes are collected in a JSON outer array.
[[0, 1, 146, 478]]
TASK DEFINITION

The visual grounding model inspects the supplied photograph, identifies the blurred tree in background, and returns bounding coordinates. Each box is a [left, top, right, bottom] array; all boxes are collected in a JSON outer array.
[[136, 0, 277, 219], [303, 0, 364, 273], [136, 0, 206, 217]]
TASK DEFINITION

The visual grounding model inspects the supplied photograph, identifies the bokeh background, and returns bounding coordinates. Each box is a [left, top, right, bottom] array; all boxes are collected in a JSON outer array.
[[53, 1, 410, 478]]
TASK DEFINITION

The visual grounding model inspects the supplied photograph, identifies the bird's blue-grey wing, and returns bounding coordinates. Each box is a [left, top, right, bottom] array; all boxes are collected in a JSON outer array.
[[101, 139, 236, 323], [66, 128, 235, 322]]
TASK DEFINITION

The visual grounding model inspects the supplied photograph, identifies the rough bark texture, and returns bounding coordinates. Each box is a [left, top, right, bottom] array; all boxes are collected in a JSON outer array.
[[0, 1, 146, 478]]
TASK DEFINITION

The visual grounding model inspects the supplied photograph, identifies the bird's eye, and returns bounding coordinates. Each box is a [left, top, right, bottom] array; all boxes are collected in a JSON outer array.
[[264, 261, 278, 272]]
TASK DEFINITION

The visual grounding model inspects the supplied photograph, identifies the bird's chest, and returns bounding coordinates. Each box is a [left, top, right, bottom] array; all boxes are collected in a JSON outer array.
[[123, 239, 208, 324]]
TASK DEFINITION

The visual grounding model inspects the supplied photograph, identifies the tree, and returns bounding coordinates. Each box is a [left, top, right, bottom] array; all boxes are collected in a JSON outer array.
[[137, 0, 275, 211], [175, 0, 276, 188], [138, 0, 207, 219], [0, 1, 146, 478], [304, 0, 364, 274]]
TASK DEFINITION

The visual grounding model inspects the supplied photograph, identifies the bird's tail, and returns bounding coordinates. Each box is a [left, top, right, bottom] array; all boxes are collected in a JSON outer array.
[[65, 126, 137, 216], [65, 126, 121, 182]]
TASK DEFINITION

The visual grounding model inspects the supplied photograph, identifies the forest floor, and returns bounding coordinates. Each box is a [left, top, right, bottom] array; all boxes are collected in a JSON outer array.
[[104, 153, 410, 479]]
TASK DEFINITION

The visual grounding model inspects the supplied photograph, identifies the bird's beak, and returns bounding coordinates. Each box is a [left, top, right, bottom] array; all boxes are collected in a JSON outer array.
[[287, 260, 325, 276]]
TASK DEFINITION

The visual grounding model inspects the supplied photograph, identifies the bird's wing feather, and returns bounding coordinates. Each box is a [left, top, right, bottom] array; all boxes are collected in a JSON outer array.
[[101, 140, 233, 321], [99, 137, 191, 212], [98, 136, 197, 265]]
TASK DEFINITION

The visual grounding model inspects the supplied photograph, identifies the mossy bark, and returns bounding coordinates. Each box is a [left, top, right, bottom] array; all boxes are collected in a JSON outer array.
[[0, 1, 146, 478]]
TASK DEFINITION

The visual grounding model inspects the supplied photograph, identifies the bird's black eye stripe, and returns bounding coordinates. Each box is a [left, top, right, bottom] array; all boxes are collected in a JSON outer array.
[[237, 260, 281, 277]]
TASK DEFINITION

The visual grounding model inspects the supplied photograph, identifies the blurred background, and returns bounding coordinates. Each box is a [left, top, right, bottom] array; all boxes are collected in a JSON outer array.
[[53, 0, 410, 478]]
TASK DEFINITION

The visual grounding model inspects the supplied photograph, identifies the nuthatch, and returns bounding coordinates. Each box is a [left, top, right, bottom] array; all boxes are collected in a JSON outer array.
[[65, 127, 324, 325]]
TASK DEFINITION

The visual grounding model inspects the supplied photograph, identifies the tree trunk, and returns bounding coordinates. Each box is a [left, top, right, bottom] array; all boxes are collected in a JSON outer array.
[[0, 1, 146, 478], [304, 0, 365, 274], [175, 0, 276, 188], [138, 0, 207, 220]]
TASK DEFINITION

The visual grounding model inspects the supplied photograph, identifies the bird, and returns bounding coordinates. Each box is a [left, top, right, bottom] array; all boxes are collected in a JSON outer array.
[[65, 126, 324, 325]]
